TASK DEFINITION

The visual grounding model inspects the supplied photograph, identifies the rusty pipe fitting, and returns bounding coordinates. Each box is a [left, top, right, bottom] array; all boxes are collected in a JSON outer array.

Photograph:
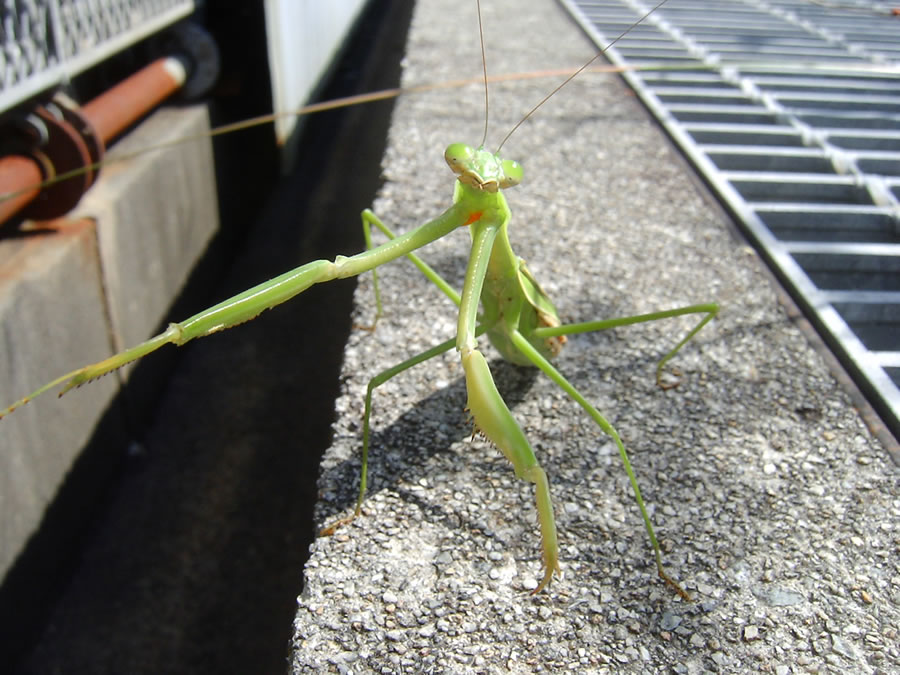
[[0, 56, 189, 225]]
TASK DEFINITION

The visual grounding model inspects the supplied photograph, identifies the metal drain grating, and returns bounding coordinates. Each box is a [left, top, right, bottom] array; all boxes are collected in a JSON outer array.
[[559, 0, 900, 438]]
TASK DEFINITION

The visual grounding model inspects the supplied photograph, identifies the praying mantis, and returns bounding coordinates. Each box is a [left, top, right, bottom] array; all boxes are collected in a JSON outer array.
[[0, 0, 719, 599]]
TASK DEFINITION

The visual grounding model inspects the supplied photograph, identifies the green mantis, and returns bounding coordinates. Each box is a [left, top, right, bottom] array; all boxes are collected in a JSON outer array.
[[1, 0, 717, 598]]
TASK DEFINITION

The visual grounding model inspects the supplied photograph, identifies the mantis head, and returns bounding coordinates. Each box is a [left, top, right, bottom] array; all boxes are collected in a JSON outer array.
[[444, 143, 523, 193]]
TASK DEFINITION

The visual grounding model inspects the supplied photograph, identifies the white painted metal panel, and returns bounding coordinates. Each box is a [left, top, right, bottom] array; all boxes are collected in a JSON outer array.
[[264, 0, 369, 158]]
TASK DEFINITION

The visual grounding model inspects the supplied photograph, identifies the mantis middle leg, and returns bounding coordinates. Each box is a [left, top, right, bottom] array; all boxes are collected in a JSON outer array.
[[320, 335, 459, 535], [324, 209, 475, 533], [361, 209, 462, 320], [328, 203, 508, 530]]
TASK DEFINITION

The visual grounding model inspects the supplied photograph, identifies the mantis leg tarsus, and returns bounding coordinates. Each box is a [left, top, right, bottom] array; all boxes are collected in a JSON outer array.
[[660, 566, 693, 602], [653, 304, 719, 392], [0, 324, 182, 419], [656, 366, 683, 390], [319, 509, 362, 536]]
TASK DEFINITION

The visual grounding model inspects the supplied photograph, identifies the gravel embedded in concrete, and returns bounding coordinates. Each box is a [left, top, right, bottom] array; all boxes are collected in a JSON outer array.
[[291, 0, 899, 672]]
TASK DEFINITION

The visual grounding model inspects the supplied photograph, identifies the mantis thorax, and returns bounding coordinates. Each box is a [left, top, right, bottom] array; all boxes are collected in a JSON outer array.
[[444, 143, 522, 193]]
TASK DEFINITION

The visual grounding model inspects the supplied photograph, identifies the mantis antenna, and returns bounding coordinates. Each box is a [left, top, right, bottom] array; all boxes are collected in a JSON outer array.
[[476, 0, 490, 148], [496, 0, 670, 153]]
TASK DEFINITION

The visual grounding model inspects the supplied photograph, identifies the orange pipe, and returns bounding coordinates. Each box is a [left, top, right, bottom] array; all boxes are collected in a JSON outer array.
[[0, 156, 43, 224], [0, 57, 188, 225], [82, 57, 187, 142]]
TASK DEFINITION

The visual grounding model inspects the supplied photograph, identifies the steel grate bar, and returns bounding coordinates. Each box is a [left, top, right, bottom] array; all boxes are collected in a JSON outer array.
[[559, 0, 900, 437]]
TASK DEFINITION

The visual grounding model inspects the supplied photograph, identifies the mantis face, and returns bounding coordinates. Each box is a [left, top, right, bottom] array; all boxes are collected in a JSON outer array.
[[444, 143, 523, 193]]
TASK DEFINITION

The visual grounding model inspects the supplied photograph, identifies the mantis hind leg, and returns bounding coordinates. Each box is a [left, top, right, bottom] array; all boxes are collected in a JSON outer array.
[[508, 329, 692, 601], [532, 303, 719, 389]]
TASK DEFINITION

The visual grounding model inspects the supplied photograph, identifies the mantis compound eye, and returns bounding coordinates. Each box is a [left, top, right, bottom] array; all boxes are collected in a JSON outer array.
[[444, 143, 476, 174], [499, 159, 523, 189]]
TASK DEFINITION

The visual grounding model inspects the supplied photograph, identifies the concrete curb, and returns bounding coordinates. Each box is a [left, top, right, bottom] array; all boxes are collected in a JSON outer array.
[[0, 105, 218, 583], [291, 0, 898, 672]]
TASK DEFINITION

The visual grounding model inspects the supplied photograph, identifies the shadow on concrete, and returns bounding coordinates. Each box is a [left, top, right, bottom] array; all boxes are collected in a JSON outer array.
[[5, 2, 415, 673]]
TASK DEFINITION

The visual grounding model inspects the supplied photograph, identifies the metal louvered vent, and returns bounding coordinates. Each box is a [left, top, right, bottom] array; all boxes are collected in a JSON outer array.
[[1, 0, 195, 112], [559, 0, 900, 438]]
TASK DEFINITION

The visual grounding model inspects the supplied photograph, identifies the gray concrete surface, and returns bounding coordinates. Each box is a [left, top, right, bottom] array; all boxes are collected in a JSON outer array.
[[0, 106, 218, 583], [292, 0, 899, 672], [0, 219, 116, 578]]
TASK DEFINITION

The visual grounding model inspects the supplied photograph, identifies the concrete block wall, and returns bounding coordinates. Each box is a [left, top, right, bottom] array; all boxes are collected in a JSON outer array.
[[0, 105, 219, 583]]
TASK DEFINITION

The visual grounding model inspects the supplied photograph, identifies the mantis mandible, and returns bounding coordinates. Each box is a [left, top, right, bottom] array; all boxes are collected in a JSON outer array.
[[1, 0, 718, 597]]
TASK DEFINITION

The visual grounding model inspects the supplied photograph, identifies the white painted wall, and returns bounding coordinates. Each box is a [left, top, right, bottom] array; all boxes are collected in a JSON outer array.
[[263, 0, 369, 162]]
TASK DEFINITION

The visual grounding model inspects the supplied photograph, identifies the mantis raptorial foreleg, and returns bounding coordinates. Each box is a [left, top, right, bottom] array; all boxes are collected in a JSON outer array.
[[321, 208, 472, 532], [0, 203, 473, 419]]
